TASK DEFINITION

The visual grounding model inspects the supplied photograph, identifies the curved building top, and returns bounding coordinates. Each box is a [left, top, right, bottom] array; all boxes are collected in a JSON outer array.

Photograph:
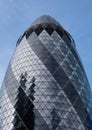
[[24, 15, 75, 47], [30, 15, 62, 28]]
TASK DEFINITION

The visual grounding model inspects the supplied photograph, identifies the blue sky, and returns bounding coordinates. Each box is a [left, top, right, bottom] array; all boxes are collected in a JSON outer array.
[[0, 0, 92, 89]]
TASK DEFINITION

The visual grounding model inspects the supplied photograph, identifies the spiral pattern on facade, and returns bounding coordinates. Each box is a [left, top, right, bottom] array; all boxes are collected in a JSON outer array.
[[0, 15, 92, 130]]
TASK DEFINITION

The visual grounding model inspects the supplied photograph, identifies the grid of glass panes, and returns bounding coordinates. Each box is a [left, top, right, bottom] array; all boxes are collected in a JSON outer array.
[[0, 29, 91, 129], [38, 29, 92, 119], [5, 35, 85, 129], [0, 83, 27, 130]]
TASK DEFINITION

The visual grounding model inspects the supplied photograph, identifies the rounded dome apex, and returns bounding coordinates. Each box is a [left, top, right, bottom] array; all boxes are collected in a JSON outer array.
[[30, 15, 62, 28]]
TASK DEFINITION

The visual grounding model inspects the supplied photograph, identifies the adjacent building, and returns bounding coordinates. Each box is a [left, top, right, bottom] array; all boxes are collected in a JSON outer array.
[[0, 15, 92, 130]]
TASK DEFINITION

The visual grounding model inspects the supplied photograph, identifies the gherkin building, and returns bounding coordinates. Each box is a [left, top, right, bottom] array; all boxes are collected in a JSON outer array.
[[0, 15, 92, 130]]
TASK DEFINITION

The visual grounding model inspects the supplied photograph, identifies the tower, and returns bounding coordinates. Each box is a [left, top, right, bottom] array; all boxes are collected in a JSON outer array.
[[0, 15, 92, 130]]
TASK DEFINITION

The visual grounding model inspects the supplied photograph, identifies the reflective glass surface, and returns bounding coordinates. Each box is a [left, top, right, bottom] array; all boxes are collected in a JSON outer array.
[[0, 15, 92, 130]]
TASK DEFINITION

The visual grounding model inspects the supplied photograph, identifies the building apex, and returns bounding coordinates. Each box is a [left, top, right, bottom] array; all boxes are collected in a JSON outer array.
[[30, 15, 62, 28]]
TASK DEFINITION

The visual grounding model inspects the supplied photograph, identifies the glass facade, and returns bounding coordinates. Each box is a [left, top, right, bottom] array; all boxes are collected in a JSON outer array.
[[0, 15, 92, 130]]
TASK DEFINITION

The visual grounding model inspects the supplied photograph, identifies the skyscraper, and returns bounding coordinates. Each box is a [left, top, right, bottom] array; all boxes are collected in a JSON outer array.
[[0, 15, 92, 130]]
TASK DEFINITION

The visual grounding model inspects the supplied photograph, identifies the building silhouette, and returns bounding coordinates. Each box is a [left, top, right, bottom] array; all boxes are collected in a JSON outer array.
[[0, 15, 92, 130]]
